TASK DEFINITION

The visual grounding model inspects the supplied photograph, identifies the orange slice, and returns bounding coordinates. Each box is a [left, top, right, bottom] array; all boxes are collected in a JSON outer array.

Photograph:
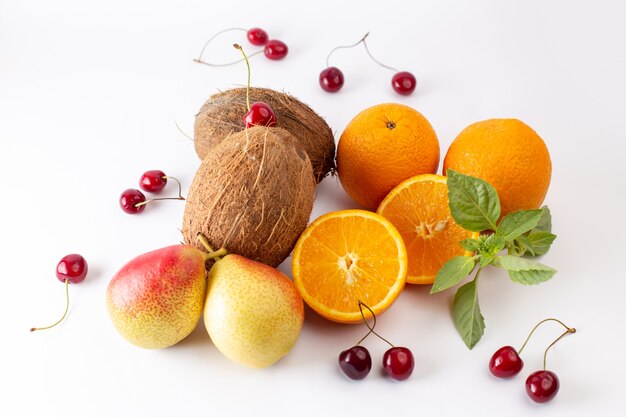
[[377, 174, 478, 284], [292, 210, 407, 323]]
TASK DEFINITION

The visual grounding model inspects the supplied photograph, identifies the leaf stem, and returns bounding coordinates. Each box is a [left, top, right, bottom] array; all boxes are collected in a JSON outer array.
[[30, 278, 70, 332]]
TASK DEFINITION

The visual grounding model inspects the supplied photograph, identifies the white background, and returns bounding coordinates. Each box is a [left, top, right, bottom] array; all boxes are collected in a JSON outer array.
[[2, 0, 626, 416]]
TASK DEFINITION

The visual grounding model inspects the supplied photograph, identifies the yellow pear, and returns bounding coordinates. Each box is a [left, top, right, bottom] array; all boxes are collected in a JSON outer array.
[[204, 254, 304, 368]]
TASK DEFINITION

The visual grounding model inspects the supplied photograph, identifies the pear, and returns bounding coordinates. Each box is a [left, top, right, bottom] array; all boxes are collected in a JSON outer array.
[[106, 245, 208, 349], [204, 254, 304, 368]]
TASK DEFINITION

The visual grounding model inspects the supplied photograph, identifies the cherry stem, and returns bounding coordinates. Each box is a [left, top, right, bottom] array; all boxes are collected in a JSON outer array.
[[30, 278, 70, 332], [362, 37, 399, 73], [194, 27, 263, 67], [543, 326, 576, 370], [518, 318, 575, 355], [325, 32, 399, 73], [134, 177, 185, 208], [356, 300, 394, 348], [197, 233, 227, 262], [234, 44, 252, 111], [326, 32, 370, 68]]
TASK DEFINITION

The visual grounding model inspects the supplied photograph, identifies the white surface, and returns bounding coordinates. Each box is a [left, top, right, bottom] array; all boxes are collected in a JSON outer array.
[[2, 0, 626, 416]]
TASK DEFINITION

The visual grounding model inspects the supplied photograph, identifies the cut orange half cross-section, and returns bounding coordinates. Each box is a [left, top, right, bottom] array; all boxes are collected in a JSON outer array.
[[292, 210, 408, 324], [377, 174, 478, 285]]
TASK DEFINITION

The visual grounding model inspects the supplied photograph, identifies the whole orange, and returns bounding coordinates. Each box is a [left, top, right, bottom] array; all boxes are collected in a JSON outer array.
[[337, 103, 440, 210], [443, 119, 552, 218]]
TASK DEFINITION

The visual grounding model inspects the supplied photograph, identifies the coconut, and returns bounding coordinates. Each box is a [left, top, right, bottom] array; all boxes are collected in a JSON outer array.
[[193, 87, 335, 183], [182, 126, 315, 267]]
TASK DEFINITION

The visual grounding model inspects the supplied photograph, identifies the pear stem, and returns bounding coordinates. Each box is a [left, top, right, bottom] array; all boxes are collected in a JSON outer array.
[[197, 233, 227, 262], [234, 44, 251, 111], [30, 278, 70, 332]]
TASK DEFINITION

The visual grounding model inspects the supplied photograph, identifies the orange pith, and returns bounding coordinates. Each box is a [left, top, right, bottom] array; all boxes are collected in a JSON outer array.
[[377, 174, 477, 284], [292, 210, 407, 323]]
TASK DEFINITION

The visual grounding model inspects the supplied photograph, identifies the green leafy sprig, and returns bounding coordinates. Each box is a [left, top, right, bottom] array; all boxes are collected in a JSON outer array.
[[431, 169, 558, 349]]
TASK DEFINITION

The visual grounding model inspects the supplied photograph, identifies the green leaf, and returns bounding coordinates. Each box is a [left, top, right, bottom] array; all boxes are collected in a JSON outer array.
[[460, 238, 481, 252], [496, 209, 544, 242], [523, 231, 557, 256], [479, 253, 496, 268], [510, 235, 533, 256], [446, 169, 501, 232], [494, 255, 557, 284], [430, 256, 477, 293], [453, 279, 485, 349], [535, 206, 552, 233]]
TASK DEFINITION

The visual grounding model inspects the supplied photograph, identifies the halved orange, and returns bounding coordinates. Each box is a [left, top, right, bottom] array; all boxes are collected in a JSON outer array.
[[292, 210, 407, 323], [377, 174, 478, 284]]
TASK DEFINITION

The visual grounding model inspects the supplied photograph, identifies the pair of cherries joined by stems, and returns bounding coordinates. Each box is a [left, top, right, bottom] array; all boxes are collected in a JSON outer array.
[[320, 33, 416, 95], [30, 254, 88, 332], [195, 27, 288, 67], [339, 302, 415, 381], [120, 170, 185, 215], [489, 318, 577, 403]]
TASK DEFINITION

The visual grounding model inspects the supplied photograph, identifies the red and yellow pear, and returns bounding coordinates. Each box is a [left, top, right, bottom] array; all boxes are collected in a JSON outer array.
[[106, 245, 208, 349]]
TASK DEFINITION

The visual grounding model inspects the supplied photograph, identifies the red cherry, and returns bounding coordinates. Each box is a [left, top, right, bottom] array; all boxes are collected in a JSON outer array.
[[264, 40, 288, 60], [56, 254, 88, 284], [338, 346, 372, 380], [392, 71, 416, 95], [489, 346, 524, 378], [247, 28, 268, 46], [243, 102, 277, 128], [140, 170, 167, 193], [319, 67, 344, 93], [382, 347, 414, 380], [526, 370, 560, 403], [120, 189, 146, 214]]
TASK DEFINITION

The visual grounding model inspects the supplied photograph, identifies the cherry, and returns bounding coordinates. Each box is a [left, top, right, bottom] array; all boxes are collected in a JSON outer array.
[[234, 44, 278, 128], [338, 346, 372, 380], [319, 67, 344, 93], [392, 71, 417, 95], [140, 170, 167, 193], [31, 254, 88, 332], [489, 346, 524, 378], [383, 347, 415, 380], [56, 254, 88, 284], [264, 39, 288, 60], [243, 102, 277, 128], [247, 28, 268, 46], [120, 188, 146, 214], [320, 32, 416, 95], [526, 370, 560, 403]]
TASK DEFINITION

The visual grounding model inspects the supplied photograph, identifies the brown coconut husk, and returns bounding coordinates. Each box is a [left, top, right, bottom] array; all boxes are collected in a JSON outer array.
[[194, 87, 335, 183], [182, 126, 315, 267]]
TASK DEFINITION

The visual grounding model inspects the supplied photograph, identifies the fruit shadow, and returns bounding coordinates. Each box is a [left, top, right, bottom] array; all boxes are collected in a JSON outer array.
[[173, 316, 214, 350]]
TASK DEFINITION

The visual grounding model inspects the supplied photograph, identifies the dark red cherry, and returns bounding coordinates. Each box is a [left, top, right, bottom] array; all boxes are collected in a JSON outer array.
[[338, 346, 372, 380], [319, 67, 344, 93], [56, 254, 88, 284], [526, 370, 560, 403], [140, 170, 167, 193], [243, 102, 277, 128], [264, 40, 288, 60], [247, 28, 268, 46], [383, 347, 414, 380], [392, 71, 416, 95], [120, 189, 146, 214], [489, 346, 524, 378]]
